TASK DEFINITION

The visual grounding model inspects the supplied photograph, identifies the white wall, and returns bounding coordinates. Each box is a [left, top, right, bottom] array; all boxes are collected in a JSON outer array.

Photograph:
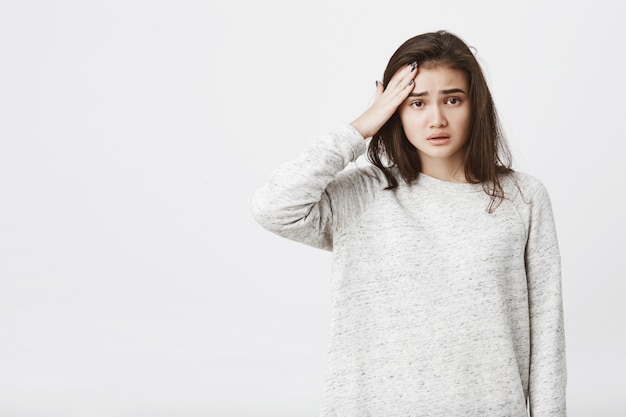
[[0, 0, 624, 416]]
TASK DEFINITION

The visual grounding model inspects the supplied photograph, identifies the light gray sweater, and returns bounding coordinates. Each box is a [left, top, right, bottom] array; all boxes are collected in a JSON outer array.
[[252, 124, 566, 416]]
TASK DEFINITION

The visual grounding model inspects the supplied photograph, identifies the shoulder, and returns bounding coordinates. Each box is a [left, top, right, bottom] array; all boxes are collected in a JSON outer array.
[[502, 170, 552, 203], [500, 171, 556, 231], [324, 161, 388, 233]]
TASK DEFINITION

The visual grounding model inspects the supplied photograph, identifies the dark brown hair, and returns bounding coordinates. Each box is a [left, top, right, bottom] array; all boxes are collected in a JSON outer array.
[[367, 30, 513, 212]]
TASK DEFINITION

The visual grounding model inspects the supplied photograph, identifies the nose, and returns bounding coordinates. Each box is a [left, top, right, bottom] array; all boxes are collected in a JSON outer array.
[[429, 104, 447, 128]]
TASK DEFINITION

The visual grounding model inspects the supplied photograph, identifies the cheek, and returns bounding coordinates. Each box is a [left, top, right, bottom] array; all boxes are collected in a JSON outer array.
[[400, 118, 415, 138], [398, 110, 409, 130], [399, 110, 421, 132], [452, 110, 471, 132], [463, 114, 472, 135], [462, 108, 472, 126]]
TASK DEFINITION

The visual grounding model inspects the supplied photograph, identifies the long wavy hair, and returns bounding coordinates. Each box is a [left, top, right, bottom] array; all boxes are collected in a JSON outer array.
[[367, 30, 513, 212]]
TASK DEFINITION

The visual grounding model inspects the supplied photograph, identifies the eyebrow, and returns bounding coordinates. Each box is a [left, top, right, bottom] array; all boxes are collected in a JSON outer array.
[[408, 88, 467, 97]]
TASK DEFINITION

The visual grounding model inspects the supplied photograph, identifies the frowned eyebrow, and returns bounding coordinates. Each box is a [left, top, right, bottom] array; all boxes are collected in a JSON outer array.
[[408, 88, 467, 97]]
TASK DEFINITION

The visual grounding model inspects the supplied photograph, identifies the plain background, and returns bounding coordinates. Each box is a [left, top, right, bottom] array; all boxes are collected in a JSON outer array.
[[1, 0, 624, 416]]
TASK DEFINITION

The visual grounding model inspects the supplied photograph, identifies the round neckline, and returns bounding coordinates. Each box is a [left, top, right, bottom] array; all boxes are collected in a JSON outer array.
[[417, 172, 484, 193]]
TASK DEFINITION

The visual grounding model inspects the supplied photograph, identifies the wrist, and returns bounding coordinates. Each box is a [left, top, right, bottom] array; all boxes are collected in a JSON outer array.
[[349, 120, 372, 139]]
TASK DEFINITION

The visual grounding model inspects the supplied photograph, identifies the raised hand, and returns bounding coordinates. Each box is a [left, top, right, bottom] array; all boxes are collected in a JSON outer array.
[[350, 61, 418, 139]]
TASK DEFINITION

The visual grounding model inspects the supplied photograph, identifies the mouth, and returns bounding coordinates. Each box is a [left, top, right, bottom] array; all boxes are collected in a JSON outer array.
[[427, 133, 451, 144], [427, 133, 450, 140]]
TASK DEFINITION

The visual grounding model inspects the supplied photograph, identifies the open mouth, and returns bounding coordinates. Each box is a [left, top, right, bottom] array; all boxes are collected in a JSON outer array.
[[427, 133, 450, 140], [427, 134, 451, 144]]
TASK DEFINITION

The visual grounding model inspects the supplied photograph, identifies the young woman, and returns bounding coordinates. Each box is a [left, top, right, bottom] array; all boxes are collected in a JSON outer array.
[[252, 31, 566, 416]]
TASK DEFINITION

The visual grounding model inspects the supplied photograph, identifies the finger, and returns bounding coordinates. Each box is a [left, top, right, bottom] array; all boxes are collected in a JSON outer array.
[[384, 64, 410, 91], [378, 68, 416, 108], [404, 62, 419, 90], [385, 61, 418, 98], [375, 80, 384, 99], [410, 62, 419, 79]]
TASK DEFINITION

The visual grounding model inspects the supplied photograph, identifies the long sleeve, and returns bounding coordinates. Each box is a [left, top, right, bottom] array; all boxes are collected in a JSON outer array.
[[525, 183, 567, 416], [251, 124, 371, 250]]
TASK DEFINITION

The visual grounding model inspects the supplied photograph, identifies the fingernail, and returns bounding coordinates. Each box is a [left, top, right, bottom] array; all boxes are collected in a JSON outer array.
[[375, 81, 379, 88], [409, 79, 414, 86], [410, 61, 418, 72]]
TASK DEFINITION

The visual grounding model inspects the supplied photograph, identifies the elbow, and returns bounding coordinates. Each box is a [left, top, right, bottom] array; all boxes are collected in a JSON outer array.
[[251, 188, 292, 233], [251, 190, 274, 231]]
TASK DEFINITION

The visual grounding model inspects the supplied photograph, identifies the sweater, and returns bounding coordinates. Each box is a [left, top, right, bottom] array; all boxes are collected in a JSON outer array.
[[252, 124, 566, 417]]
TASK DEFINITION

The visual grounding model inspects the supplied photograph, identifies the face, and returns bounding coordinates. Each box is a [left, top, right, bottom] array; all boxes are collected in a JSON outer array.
[[398, 65, 471, 172]]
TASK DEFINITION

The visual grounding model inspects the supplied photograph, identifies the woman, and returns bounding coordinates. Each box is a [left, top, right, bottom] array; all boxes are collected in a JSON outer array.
[[252, 30, 566, 416]]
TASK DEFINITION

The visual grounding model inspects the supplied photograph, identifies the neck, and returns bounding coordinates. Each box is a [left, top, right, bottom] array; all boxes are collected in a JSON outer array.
[[420, 159, 467, 183]]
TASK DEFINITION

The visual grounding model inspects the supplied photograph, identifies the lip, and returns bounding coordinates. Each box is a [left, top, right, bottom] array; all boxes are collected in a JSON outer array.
[[426, 133, 451, 145], [427, 132, 450, 140]]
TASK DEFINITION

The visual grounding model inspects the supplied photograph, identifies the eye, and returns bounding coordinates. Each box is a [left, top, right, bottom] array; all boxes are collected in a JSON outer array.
[[410, 100, 424, 108], [446, 97, 461, 105]]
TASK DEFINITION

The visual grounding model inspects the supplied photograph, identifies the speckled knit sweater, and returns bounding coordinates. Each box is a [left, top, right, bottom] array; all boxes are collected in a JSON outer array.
[[252, 124, 566, 416]]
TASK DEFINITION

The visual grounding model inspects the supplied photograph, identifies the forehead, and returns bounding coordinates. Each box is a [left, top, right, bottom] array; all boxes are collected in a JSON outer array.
[[411, 66, 468, 92]]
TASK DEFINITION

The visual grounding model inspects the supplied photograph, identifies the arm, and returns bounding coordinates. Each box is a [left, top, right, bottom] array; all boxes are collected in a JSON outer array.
[[251, 125, 366, 250], [526, 183, 567, 416], [252, 62, 419, 249]]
